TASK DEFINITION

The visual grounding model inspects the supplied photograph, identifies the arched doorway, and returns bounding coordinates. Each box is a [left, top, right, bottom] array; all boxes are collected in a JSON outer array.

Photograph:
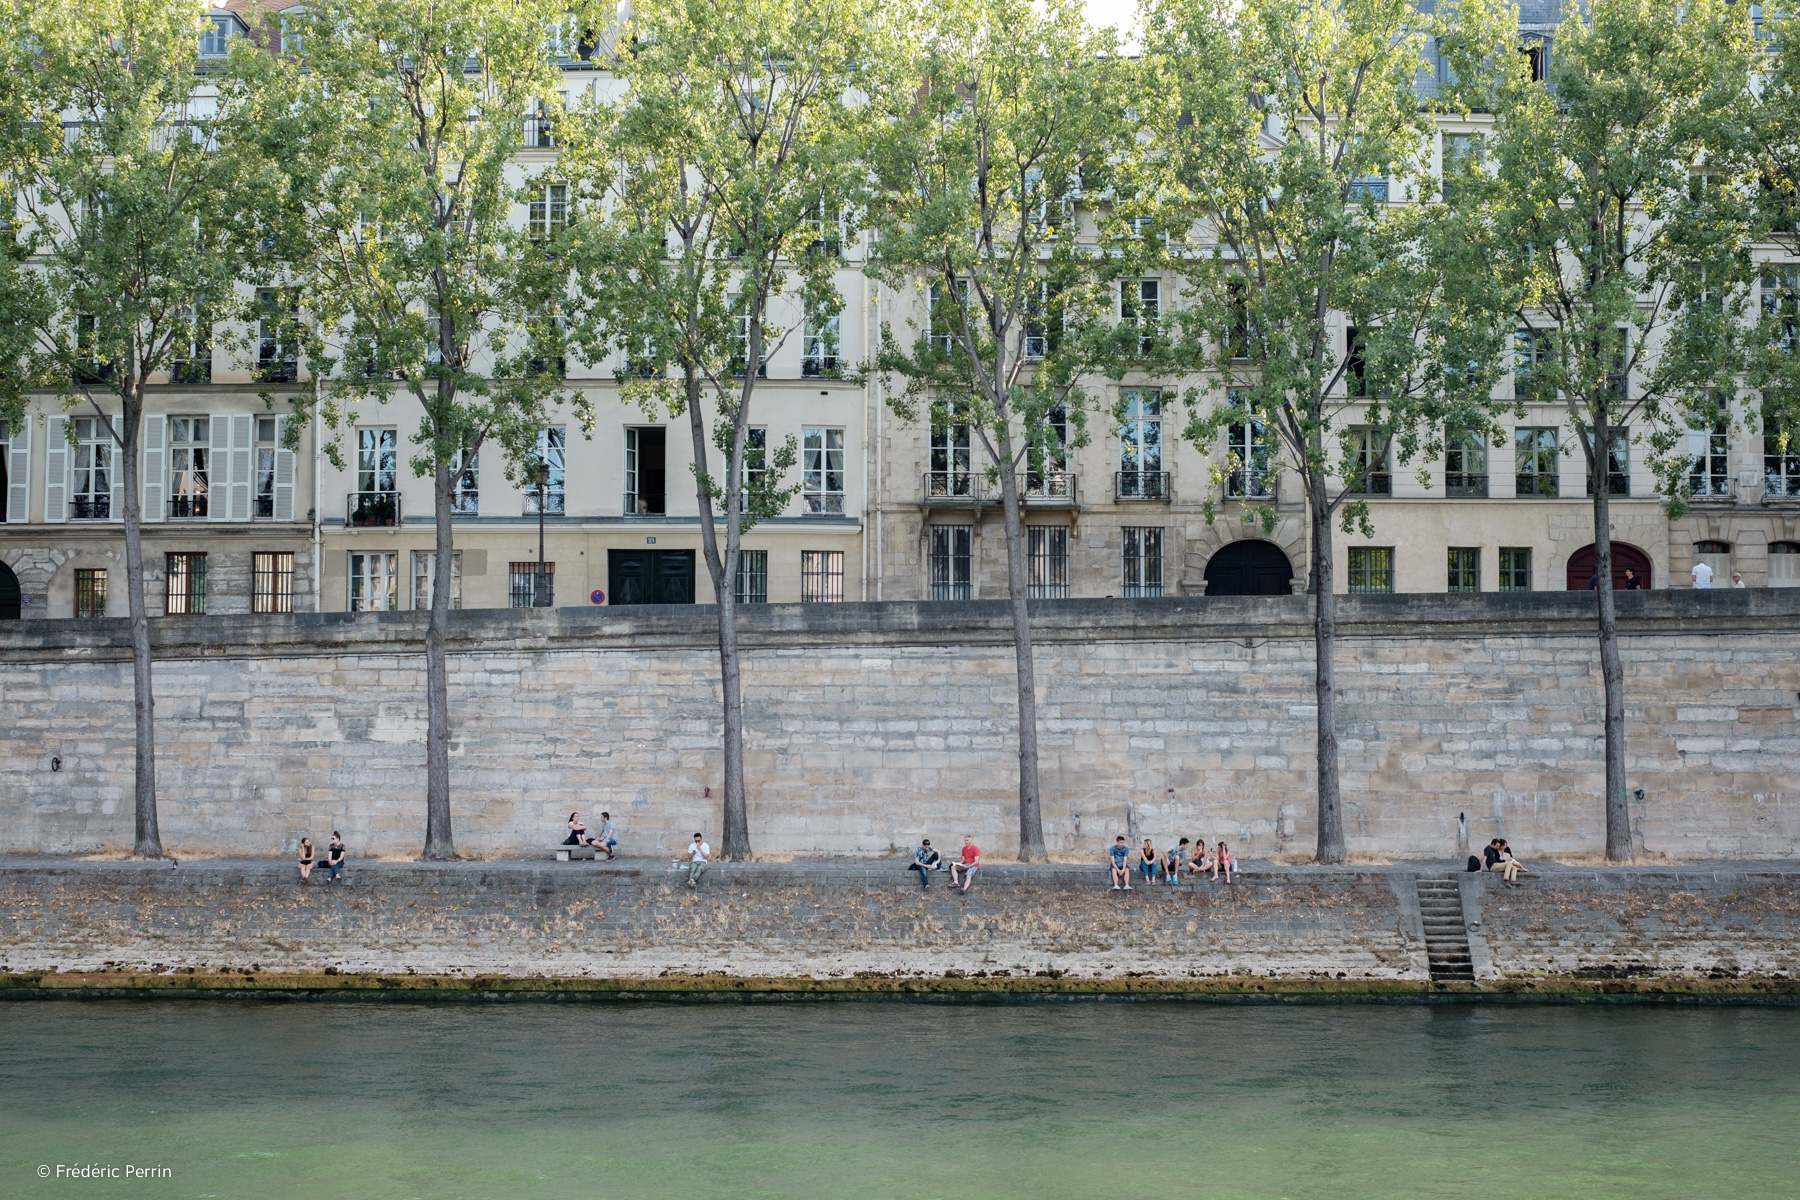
[[0, 562, 19, 620], [1204, 540, 1294, 596], [1565, 543, 1652, 591]]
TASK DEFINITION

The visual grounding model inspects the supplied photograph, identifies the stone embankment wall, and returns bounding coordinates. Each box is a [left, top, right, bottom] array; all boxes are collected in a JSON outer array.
[[1, 592, 1797, 860], [1, 862, 1794, 987]]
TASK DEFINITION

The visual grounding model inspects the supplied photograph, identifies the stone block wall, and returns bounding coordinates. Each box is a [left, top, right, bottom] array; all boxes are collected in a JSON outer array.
[[0, 592, 1796, 859]]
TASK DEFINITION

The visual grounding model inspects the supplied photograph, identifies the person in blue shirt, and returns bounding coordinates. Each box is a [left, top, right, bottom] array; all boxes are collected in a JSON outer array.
[[1108, 836, 1132, 890], [910, 838, 942, 889]]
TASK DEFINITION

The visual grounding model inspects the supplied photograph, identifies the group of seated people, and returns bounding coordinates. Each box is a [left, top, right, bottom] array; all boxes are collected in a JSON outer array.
[[1480, 838, 1529, 884], [563, 812, 618, 859], [1109, 836, 1233, 888]]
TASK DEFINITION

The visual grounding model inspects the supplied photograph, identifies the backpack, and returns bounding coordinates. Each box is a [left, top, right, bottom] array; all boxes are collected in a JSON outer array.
[[1465, 855, 1482, 873]]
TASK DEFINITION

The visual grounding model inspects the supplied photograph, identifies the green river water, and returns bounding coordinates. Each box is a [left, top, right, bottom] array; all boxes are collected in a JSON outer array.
[[2, 1000, 1796, 1199]]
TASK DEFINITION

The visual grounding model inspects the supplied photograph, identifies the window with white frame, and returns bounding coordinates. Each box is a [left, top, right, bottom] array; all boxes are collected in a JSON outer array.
[[349, 551, 399, 612], [412, 550, 463, 610], [1348, 427, 1391, 495], [1441, 132, 1482, 202], [1121, 279, 1159, 354], [929, 404, 973, 498], [529, 184, 568, 240], [200, 15, 232, 56], [168, 417, 209, 519], [928, 280, 968, 356], [452, 445, 478, 515], [1024, 281, 1055, 359], [1118, 389, 1165, 499], [1688, 415, 1730, 499], [1765, 266, 1799, 356], [525, 427, 566, 514], [801, 550, 844, 602], [1583, 428, 1630, 497], [1514, 427, 1559, 497], [253, 417, 278, 517], [802, 199, 841, 256], [802, 427, 845, 514], [72, 417, 111, 519], [1446, 425, 1489, 497], [729, 296, 766, 378], [1028, 526, 1069, 599], [256, 289, 297, 382], [357, 428, 397, 495], [802, 304, 840, 377], [928, 525, 973, 600], [1025, 404, 1068, 496], [1225, 389, 1274, 498], [1122, 526, 1163, 597], [1767, 402, 1800, 499]]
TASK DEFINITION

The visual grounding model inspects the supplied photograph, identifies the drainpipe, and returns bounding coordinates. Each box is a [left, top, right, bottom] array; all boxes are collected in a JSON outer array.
[[311, 376, 322, 614], [861, 269, 871, 601], [872, 278, 884, 602]]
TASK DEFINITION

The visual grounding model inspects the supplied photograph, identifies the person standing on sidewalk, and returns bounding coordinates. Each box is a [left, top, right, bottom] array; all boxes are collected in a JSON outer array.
[[684, 833, 711, 888]]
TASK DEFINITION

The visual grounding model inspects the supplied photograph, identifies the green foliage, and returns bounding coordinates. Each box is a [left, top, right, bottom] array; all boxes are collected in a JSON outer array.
[[1750, 8, 1800, 463]]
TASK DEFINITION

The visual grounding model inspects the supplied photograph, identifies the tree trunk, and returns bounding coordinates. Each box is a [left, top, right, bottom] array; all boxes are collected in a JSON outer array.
[[685, 360, 751, 860], [1311, 480, 1345, 863], [422, 453, 456, 860], [1591, 407, 1632, 861], [119, 391, 161, 858], [992, 421, 1046, 862]]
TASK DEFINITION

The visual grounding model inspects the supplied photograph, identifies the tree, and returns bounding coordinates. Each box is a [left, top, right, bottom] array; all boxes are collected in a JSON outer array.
[[0, 0, 283, 858], [558, 0, 882, 860], [864, 0, 1135, 861], [1139, 0, 1517, 862], [1476, 0, 1756, 860], [271, 0, 586, 859], [1748, 8, 1800, 485]]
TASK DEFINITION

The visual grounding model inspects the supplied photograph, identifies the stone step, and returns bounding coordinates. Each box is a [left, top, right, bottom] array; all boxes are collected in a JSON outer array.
[[1415, 876, 1476, 984]]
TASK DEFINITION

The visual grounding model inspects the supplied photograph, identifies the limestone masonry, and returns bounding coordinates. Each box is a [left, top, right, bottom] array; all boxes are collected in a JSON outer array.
[[1, 591, 1797, 860]]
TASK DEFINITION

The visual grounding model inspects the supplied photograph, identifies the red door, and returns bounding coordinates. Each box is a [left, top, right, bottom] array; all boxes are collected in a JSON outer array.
[[1565, 543, 1652, 590]]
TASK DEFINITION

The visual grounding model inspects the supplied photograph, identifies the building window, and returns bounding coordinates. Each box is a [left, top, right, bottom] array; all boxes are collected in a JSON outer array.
[[734, 550, 768, 604], [928, 280, 967, 356], [75, 568, 106, 617], [168, 417, 209, 518], [1688, 416, 1730, 498], [1514, 427, 1559, 497], [351, 427, 399, 525], [1769, 541, 1800, 588], [1694, 540, 1733, 585], [509, 561, 554, 608], [165, 552, 207, 615], [1122, 526, 1163, 597], [729, 296, 766, 378], [1348, 428, 1391, 495], [928, 525, 973, 600], [743, 427, 767, 496], [1347, 546, 1394, 594], [802, 199, 842, 256], [452, 446, 478, 515], [802, 305, 840, 377], [349, 551, 398, 612], [1764, 266, 1799, 357], [528, 184, 567, 240], [1583, 428, 1630, 496], [74, 312, 112, 382], [255, 289, 298, 382], [1118, 389, 1167, 499], [802, 427, 845, 514], [1441, 132, 1482, 202], [1122, 279, 1159, 353], [254, 417, 278, 517], [72, 417, 112, 519], [199, 16, 232, 56], [1498, 547, 1533, 591], [1445, 426, 1489, 497], [253, 552, 294, 614], [1447, 547, 1480, 593], [1349, 172, 1388, 202], [801, 550, 844, 602], [1024, 281, 1054, 360], [928, 405, 974, 498], [1768, 407, 1800, 499], [1224, 389, 1274, 499], [412, 550, 462, 611], [1514, 329, 1552, 401], [171, 308, 211, 384], [1345, 327, 1370, 397], [524, 427, 565, 515], [1028, 526, 1069, 599]]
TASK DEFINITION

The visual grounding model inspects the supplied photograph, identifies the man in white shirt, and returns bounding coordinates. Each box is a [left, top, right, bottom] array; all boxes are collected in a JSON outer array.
[[1731, 570, 1746, 588], [1692, 560, 1714, 589], [684, 832, 710, 888]]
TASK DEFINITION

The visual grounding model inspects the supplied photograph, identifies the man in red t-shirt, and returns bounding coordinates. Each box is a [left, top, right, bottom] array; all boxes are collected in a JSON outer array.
[[950, 836, 980, 893]]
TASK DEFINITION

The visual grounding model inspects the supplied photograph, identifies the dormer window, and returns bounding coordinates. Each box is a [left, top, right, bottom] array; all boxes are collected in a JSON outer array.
[[280, 10, 306, 56], [200, 16, 232, 57]]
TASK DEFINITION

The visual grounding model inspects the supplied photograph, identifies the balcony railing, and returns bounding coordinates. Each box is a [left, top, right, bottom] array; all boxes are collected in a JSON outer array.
[[923, 471, 981, 504], [347, 491, 400, 527], [169, 494, 209, 519], [1350, 472, 1392, 496], [1446, 474, 1488, 498], [803, 491, 846, 515], [523, 491, 567, 516], [621, 492, 663, 516], [70, 496, 111, 520], [1224, 473, 1275, 502], [1115, 470, 1170, 501], [523, 115, 555, 148], [1021, 472, 1075, 504], [1687, 475, 1735, 503]]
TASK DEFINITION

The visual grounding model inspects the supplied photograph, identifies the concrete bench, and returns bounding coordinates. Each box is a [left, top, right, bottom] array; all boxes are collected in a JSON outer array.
[[553, 844, 603, 862]]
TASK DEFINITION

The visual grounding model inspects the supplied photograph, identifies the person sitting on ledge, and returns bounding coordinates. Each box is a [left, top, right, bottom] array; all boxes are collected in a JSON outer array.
[[1212, 841, 1235, 884], [950, 836, 980, 893], [910, 838, 942, 889], [1192, 839, 1216, 876], [684, 833, 711, 888], [1108, 836, 1132, 891], [565, 812, 589, 847], [1137, 838, 1160, 886], [1492, 839, 1529, 886], [1163, 838, 1191, 885], [594, 813, 618, 860], [325, 832, 346, 883], [297, 837, 315, 884]]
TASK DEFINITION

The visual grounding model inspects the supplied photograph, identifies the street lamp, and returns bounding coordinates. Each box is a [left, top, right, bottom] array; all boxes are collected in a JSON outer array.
[[534, 460, 551, 607]]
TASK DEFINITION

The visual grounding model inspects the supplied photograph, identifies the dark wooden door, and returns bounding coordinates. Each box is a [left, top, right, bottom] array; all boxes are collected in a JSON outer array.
[[608, 550, 695, 605], [1204, 540, 1294, 596], [0, 562, 18, 619], [1565, 543, 1652, 590]]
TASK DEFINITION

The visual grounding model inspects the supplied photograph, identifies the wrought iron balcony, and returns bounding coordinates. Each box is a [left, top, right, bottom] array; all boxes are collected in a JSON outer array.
[[1224, 473, 1276, 502], [169, 493, 209, 519], [922, 471, 981, 506], [1445, 473, 1488, 498], [346, 491, 400, 527], [1114, 470, 1171, 501], [1020, 472, 1076, 505]]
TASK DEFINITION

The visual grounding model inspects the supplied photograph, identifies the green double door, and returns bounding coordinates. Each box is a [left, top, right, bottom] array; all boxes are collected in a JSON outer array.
[[607, 549, 696, 606]]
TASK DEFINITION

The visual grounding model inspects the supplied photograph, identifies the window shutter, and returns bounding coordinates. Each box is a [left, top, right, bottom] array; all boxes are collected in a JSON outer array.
[[6, 416, 29, 523], [272, 417, 296, 522], [44, 416, 68, 523], [107, 418, 123, 522], [208, 414, 232, 522], [229, 413, 252, 521], [141, 414, 166, 523]]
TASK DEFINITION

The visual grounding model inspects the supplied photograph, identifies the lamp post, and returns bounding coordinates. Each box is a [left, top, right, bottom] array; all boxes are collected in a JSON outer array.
[[534, 460, 551, 607]]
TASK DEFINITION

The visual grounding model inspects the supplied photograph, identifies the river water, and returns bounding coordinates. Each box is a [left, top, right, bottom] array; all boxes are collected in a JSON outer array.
[[2, 1001, 1795, 1199]]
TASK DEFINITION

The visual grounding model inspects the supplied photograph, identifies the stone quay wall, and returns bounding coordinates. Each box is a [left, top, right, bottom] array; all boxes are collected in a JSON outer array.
[[0, 591, 1797, 860]]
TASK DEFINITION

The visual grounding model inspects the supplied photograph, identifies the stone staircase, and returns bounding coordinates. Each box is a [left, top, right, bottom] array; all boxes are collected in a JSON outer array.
[[1416, 876, 1476, 982]]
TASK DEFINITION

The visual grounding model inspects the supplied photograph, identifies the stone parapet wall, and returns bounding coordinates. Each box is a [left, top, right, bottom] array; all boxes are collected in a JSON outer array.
[[1, 592, 1797, 858]]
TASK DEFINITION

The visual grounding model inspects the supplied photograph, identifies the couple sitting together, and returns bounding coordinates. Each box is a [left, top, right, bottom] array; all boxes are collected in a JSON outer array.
[[563, 811, 618, 859], [908, 837, 979, 893]]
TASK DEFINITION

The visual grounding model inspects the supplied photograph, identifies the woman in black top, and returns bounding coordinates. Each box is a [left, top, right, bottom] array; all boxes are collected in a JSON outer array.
[[326, 833, 346, 883], [297, 837, 315, 883]]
